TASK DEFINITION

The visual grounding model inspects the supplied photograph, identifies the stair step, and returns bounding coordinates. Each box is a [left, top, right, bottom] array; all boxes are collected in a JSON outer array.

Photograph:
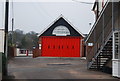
[[100, 54, 112, 55], [88, 36, 113, 70], [98, 57, 111, 58], [102, 50, 112, 51], [100, 53, 112, 54], [92, 63, 106, 65], [99, 55, 112, 57], [90, 66, 103, 69]]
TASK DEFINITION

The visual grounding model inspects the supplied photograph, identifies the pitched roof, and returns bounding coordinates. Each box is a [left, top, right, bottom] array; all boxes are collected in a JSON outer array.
[[38, 15, 85, 37]]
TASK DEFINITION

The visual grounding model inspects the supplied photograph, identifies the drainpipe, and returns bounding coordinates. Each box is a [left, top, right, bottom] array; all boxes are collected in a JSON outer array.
[[96, 0, 99, 19]]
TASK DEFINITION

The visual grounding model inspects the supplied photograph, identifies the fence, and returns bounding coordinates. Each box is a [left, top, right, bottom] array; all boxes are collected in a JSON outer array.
[[33, 48, 41, 58], [8, 46, 15, 59]]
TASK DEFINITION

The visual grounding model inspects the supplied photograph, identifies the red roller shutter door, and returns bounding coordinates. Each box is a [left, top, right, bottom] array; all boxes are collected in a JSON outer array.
[[41, 36, 81, 57]]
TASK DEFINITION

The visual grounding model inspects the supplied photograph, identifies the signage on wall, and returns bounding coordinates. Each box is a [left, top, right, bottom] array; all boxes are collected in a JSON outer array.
[[52, 26, 70, 36]]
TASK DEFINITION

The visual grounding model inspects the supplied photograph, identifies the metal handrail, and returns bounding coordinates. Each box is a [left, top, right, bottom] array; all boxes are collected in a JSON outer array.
[[88, 33, 112, 69]]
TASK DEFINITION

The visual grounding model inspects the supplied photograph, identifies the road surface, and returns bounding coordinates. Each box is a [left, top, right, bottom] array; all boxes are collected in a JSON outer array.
[[8, 57, 115, 79]]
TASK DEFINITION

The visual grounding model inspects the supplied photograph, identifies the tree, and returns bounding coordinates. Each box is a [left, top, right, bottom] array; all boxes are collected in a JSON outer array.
[[8, 29, 39, 50], [23, 31, 38, 50]]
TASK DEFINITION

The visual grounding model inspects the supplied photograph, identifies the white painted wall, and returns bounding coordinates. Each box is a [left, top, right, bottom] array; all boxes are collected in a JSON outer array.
[[0, 29, 4, 53], [0, 29, 4, 81], [112, 31, 120, 78], [16, 48, 20, 56], [112, 60, 120, 77], [16, 48, 33, 56], [0, 53, 2, 81], [98, 0, 103, 13], [98, 0, 108, 15], [112, 60, 118, 77]]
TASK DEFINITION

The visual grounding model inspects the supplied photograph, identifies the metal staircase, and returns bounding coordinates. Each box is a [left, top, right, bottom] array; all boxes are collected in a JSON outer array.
[[88, 37, 112, 70]]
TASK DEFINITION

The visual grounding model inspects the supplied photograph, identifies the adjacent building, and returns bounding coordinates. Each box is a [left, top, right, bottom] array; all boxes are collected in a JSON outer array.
[[15, 48, 33, 57], [0, 29, 4, 53], [38, 15, 85, 57], [0, 29, 4, 80], [86, 0, 120, 78]]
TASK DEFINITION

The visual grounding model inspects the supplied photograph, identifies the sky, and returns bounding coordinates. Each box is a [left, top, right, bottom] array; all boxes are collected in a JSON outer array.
[[0, 0, 95, 34]]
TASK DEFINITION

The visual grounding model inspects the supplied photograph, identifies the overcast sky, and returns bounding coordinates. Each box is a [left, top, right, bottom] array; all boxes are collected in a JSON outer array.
[[0, 0, 95, 34]]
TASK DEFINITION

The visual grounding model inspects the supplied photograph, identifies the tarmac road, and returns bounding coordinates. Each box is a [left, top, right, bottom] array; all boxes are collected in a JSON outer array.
[[8, 57, 115, 79]]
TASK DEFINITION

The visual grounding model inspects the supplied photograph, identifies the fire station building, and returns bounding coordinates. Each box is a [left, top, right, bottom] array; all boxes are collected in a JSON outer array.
[[38, 15, 85, 57]]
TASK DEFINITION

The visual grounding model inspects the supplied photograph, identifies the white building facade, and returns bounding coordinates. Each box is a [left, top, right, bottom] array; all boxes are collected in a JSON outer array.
[[86, 0, 120, 78], [0, 29, 4, 80]]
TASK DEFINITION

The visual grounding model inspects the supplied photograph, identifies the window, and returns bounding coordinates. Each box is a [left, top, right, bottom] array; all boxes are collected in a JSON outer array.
[[52, 25, 70, 36], [62, 46, 63, 49], [72, 46, 74, 49], [114, 32, 119, 59], [53, 45, 55, 49], [67, 46, 69, 49], [48, 46, 50, 49], [88, 43, 93, 46], [58, 46, 60, 49]]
